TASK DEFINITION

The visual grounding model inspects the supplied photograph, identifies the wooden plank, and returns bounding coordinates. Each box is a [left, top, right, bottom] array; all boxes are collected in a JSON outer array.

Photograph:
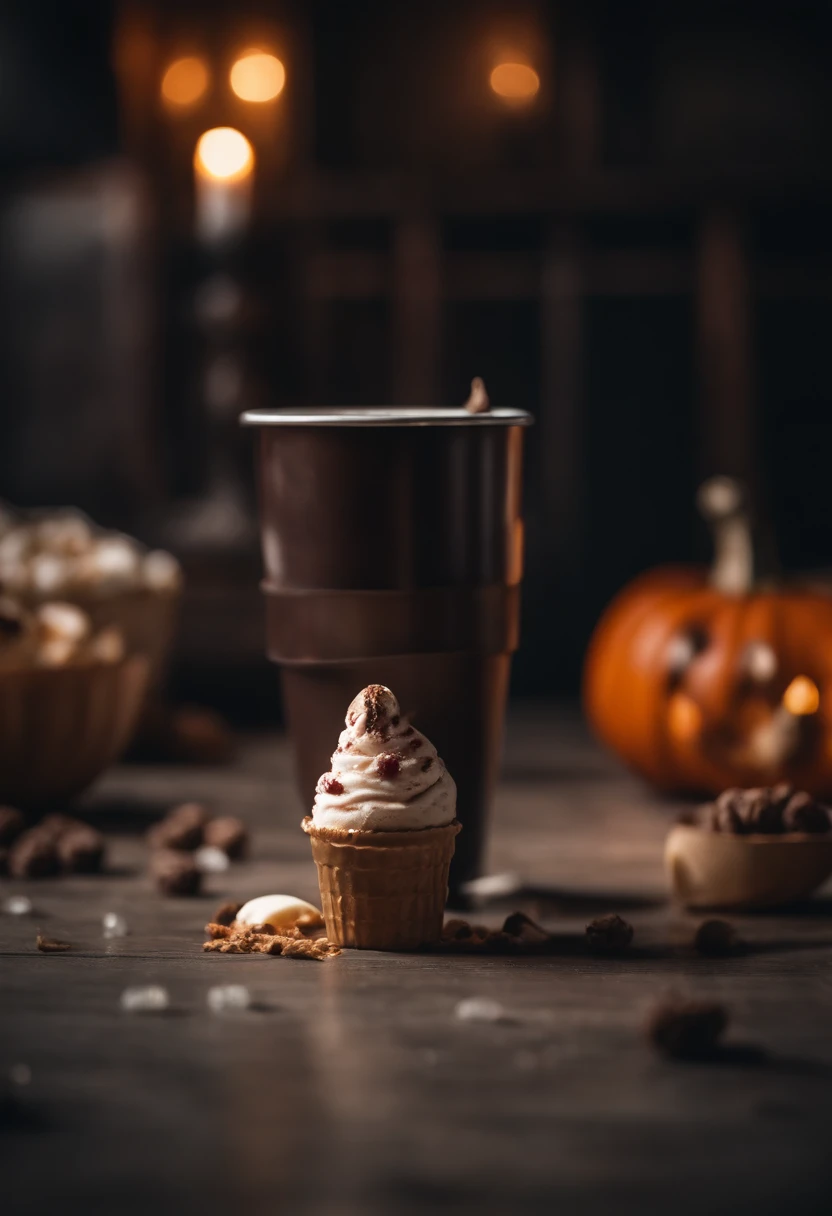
[[3, 707, 832, 1215]]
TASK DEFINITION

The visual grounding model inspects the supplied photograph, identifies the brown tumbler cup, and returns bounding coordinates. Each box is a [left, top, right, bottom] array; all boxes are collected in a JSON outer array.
[[241, 406, 532, 897]]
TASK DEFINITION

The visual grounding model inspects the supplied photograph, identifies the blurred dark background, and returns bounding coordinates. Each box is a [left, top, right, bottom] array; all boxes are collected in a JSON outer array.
[[1, 0, 831, 718]]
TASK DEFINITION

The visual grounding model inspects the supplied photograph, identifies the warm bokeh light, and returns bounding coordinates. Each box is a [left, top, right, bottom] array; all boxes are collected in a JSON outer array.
[[667, 693, 703, 743], [782, 675, 820, 716], [230, 51, 286, 102], [161, 57, 209, 108], [194, 128, 255, 182], [489, 62, 540, 104]]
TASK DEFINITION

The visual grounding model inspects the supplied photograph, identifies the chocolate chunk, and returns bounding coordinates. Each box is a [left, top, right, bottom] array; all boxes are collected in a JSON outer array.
[[0, 806, 25, 847], [646, 996, 728, 1059], [57, 826, 106, 874], [151, 849, 202, 896], [693, 919, 741, 957], [8, 830, 60, 879], [782, 791, 831, 834], [586, 913, 634, 954], [147, 803, 208, 851], [213, 900, 242, 927], [502, 911, 551, 945], [37, 813, 83, 841], [203, 817, 248, 859]]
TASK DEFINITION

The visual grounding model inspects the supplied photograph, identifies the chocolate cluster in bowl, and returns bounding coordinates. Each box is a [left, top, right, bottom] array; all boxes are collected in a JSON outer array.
[[684, 785, 831, 835]]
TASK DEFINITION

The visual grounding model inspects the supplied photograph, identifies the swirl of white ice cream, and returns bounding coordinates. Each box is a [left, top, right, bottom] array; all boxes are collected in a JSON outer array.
[[311, 685, 457, 831]]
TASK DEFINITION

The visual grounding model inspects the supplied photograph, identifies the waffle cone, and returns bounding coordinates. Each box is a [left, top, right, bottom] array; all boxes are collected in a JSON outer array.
[[302, 817, 461, 950]]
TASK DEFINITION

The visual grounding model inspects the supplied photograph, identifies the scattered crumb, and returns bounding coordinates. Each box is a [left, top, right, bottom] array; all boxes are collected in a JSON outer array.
[[435, 912, 556, 954], [202, 920, 340, 961], [693, 919, 742, 957], [36, 935, 70, 953], [586, 913, 634, 954], [645, 995, 728, 1059]]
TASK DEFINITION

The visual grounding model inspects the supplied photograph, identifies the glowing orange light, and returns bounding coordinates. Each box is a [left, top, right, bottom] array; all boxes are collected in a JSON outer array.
[[489, 62, 540, 104], [782, 675, 820, 716], [667, 693, 703, 743], [230, 51, 286, 102], [194, 128, 255, 183], [161, 57, 209, 108]]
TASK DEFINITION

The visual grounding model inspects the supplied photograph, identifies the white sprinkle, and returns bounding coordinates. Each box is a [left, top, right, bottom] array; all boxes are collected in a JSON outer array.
[[102, 912, 128, 938], [195, 846, 230, 874], [120, 985, 169, 1013], [207, 984, 251, 1013], [454, 997, 506, 1024], [3, 895, 33, 916], [9, 1063, 32, 1086]]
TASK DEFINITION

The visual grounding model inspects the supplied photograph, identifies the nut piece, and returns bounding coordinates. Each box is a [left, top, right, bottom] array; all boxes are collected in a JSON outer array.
[[586, 913, 634, 954], [36, 935, 71, 953], [147, 803, 208, 851], [151, 849, 201, 897], [8, 831, 60, 879], [692, 919, 741, 957], [646, 995, 728, 1059], [203, 816, 248, 859], [0, 806, 25, 847]]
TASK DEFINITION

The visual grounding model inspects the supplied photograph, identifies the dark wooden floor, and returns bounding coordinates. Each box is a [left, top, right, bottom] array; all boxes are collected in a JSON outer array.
[[3, 705, 832, 1216]]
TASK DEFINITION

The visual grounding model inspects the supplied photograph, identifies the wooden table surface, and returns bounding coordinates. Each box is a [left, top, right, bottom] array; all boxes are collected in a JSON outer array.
[[3, 705, 832, 1216]]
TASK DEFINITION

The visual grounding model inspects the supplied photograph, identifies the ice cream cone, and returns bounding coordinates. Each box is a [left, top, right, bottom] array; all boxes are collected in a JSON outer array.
[[302, 817, 460, 949]]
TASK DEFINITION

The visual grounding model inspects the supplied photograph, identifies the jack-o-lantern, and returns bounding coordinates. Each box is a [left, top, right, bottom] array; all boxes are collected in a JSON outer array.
[[583, 478, 832, 796]]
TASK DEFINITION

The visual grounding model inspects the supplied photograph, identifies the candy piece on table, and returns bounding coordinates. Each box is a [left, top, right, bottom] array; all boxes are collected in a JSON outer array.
[[147, 803, 208, 851], [194, 846, 229, 874], [454, 997, 506, 1023], [235, 894, 324, 932], [586, 913, 634, 954], [57, 826, 106, 874], [0, 806, 25, 847], [120, 985, 169, 1013], [693, 919, 741, 956], [206, 984, 251, 1013], [7, 831, 60, 879], [3, 895, 33, 916], [203, 816, 248, 859], [102, 912, 128, 938], [36, 935, 71, 953], [151, 849, 202, 896], [645, 995, 728, 1059]]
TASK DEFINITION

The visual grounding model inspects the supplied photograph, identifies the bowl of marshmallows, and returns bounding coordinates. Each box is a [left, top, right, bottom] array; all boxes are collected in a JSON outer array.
[[0, 505, 182, 807]]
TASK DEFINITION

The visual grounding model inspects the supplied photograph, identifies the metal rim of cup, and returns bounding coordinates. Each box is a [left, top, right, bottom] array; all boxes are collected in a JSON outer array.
[[240, 407, 533, 428]]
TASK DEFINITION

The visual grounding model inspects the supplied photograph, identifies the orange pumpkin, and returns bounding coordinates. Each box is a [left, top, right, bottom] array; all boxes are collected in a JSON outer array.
[[583, 478, 832, 796]]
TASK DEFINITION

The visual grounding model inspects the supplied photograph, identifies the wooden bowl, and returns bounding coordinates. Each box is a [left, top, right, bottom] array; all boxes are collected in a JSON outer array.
[[0, 656, 150, 808], [665, 823, 832, 909]]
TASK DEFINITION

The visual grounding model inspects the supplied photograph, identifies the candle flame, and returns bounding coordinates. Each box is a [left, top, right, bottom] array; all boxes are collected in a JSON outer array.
[[490, 62, 540, 104], [161, 57, 209, 108], [194, 128, 255, 182], [230, 51, 286, 102], [782, 675, 820, 716]]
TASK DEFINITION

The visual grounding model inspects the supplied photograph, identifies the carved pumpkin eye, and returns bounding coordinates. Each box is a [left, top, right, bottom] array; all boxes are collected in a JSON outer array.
[[742, 642, 778, 683], [783, 676, 820, 716], [666, 626, 707, 682]]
